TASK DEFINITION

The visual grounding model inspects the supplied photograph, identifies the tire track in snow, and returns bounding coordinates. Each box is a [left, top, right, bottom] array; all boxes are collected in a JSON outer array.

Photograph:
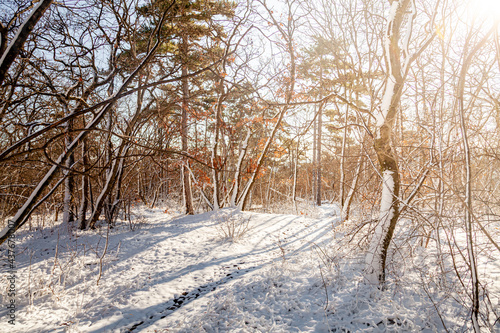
[[124, 262, 255, 332]]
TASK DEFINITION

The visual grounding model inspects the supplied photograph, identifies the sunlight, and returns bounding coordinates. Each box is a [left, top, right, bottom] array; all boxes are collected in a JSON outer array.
[[467, 0, 500, 23]]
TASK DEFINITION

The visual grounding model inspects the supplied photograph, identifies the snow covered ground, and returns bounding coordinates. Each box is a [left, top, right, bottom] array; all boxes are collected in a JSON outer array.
[[1, 203, 499, 332]]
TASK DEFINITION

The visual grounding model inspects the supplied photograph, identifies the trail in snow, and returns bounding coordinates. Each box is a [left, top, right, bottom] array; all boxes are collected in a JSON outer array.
[[0, 204, 341, 333], [2, 203, 499, 332]]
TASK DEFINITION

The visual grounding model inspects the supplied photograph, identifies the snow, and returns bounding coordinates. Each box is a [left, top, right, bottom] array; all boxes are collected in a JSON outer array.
[[375, 0, 400, 134], [1, 203, 499, 332], [365, 170, 395, 284], [376, 77, 396, 130]]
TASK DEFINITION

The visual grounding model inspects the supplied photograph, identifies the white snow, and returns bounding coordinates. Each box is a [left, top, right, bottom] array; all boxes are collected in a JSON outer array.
[[365, 170, 395, 284], [376, 77, 396, 129], [376, 0, 400, 135], [0, 202, 499, 332]]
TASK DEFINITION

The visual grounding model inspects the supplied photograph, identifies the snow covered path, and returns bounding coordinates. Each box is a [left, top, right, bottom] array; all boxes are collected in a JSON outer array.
[[1, 205, 341, 332], [3, 203, 496, 332]]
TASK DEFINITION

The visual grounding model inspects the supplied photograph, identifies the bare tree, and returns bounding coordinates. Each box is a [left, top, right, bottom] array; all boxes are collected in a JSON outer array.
[[0, 0, 53, 85], [365, 0, 436, 285]]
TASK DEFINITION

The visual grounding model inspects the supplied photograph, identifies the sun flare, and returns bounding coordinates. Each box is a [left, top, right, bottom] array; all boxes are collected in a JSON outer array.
[[468, 0, 500, 22]]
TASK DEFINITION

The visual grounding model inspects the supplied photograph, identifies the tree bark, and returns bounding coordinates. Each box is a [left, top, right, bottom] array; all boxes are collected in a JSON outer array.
[[211, 74, 225, 210], [181, 35, 194, 215], [292, 143, 299, 214], [0, 0, 53, 85], [0, 12, 169, 244], [62, 118, 75, 224], [339, 104, 348, 207], [312, 108, 317, 203], [455, 24, 497, 332], [78, 138, 89, 230], [87, 145, 129, 229], [231, 128, 251, 207], [316, 101, 323, 206], [364, 0, 410, 285], [341, 147, 364, 221]]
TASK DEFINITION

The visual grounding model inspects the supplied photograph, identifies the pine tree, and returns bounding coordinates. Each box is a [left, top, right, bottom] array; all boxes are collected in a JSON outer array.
[[137, 0, 235, 214]]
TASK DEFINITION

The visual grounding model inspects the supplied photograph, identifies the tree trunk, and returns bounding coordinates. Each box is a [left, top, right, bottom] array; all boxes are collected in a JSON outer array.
[[316, 56, 323, 206], [341, 148, 364, 221], [107, 155, 126, 225], [62, 117, 75, 224], [87, 145, 130, 229], [87, 74, 153, 228], [0, 36, 159, 244], [78, 138, 89, 230], [0, 0, 53, 85], [181, 35, 194, 215], [455, 25, 497, 331], [211, 77, 224, 210], [364, 0, 410, 285], [312, 108, 317, 203], [231, 128, 251, 207], [316, 101, 323, 206], [103, 102, 114, 224], [339, 104, 348, 207], [292, 144, 299, 214]]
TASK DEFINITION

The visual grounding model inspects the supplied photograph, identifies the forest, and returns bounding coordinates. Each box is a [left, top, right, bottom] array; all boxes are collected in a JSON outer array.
[[1, 0, 500, 331]]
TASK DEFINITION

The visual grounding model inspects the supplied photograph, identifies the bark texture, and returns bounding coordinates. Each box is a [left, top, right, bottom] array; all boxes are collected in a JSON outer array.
[[364, 0, 410, 285]]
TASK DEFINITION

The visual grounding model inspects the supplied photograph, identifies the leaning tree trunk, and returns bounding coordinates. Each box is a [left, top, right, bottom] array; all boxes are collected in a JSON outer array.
[[87, 145, 130, 229], [237, 10, 296, 211], [364, 0, 410, 285], [342, 147, 364, 221], [230, 128, 251, 207], [106, 153, 126, 225], [0, 0, 53, 85], [87, 79, 153, 228]]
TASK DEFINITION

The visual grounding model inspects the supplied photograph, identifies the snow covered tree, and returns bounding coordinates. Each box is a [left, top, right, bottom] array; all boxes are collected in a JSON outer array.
[[364, 0, 436, 285]]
